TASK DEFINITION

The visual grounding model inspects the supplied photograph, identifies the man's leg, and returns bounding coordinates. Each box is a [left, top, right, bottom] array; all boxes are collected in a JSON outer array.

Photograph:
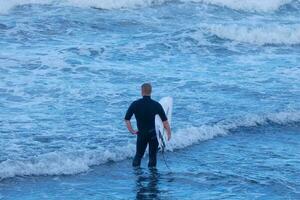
[[133, 134, 148, 167], [148, 135, 159, 167]]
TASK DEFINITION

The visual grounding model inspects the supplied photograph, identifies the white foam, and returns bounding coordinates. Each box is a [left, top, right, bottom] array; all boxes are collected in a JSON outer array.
[[0, 0, 52, 14], [0, 0, 166, 13], [0, 0, 293, 13], [64, 0, 166, 9], [0, 0, 292, 13], [168, 111, 300, 151], [0, 144, 136, 180], [0, 111, 299, 180], [190, 0, 292, 12], [207, 24, 300, 45]]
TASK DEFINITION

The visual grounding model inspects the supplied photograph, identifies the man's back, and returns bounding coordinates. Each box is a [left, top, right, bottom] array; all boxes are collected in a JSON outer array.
[[125, 96, 167, 133]]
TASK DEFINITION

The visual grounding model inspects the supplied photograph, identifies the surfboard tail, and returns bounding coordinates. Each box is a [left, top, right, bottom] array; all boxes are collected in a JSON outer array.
[[155, 96, 173, 152]]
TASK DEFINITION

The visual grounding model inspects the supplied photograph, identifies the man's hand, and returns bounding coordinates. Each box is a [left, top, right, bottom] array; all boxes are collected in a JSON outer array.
[[125, 120, 138, 135]]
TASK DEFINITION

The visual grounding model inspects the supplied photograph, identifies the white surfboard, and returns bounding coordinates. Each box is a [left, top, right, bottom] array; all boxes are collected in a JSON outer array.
[[155, 97, 173, 152]]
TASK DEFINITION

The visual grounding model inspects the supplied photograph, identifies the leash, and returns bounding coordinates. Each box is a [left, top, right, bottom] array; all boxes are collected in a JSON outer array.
[[158, 130, 171, 171], [162, 148, 171, 171]]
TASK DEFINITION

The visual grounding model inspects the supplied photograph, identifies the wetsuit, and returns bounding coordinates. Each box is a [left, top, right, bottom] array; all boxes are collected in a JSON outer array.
[[125, 96, 167, 167]]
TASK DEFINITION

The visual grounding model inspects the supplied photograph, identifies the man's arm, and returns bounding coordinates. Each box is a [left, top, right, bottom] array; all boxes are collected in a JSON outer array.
[[163, 120, 171, 141], [125, 120, 138, 135], [124, 102, 138, 135]]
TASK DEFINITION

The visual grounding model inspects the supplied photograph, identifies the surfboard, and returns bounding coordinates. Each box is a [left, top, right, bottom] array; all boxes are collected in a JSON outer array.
[[155, 96, 173, 152]]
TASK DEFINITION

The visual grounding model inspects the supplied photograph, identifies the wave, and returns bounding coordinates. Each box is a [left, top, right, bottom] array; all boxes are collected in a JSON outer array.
[[190, 0, 293, 12], [0, 110, 299, 180], [0, 0, 296, 14], [0, 144, 136, 180], [207, 25, 300, 45], [0, 0, 165, 14], [0, 0, 52, 14], [167, 111, 300, 150], [65, 0, 167, 9]]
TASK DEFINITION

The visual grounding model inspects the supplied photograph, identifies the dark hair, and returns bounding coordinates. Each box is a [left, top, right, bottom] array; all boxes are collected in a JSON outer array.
[[141, 83, 152, 95]]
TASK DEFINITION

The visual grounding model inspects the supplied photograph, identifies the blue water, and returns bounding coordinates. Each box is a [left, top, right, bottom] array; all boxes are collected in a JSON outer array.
[[0, 0, 300, 199]]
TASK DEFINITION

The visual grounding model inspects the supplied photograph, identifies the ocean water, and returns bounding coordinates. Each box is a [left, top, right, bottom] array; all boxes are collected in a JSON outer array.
[[0, 0, 300, 199]]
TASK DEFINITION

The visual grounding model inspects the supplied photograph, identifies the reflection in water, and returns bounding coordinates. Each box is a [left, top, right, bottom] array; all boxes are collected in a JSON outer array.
[[134, 168, 160, 200]]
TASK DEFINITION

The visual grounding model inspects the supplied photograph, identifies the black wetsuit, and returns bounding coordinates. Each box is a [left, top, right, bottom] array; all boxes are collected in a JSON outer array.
[[125, 96, 167, 167]]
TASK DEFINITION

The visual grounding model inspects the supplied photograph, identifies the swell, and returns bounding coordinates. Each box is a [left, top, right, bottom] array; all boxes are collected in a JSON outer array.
[[0, 110, 299, 180]]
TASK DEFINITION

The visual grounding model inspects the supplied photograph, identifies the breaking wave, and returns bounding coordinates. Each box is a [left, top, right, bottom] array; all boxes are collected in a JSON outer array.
[[190, 0, 293, 12], [207, 25, 300, 45], [0, 110, 299, 180]]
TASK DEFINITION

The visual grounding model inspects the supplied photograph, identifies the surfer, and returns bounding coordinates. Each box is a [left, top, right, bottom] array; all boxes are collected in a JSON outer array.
[[125, 83, 171, 167]]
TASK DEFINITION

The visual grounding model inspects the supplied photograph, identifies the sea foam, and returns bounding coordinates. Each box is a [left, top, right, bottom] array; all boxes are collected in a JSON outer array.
[[0, 0, 164, 13], [207, 25, 300, 45], [190, 0, 292, 12], [0, 110, 299, 180], [0, 0, 295, 13], [0, 0, 52, 14]]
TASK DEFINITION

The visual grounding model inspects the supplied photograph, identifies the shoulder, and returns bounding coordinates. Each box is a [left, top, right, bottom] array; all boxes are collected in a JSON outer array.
[[131, 98, 142, 106], [135, 98, 144, 103], [151, 99, 162, 108]]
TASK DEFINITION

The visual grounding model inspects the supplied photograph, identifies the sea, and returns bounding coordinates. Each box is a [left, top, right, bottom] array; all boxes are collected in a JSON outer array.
[[0, 0, 300, 199]]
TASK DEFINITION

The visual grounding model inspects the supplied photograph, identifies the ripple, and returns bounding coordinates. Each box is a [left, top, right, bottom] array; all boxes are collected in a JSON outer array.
[[0, 23, 8, 30], [5, 95, 25, 102]]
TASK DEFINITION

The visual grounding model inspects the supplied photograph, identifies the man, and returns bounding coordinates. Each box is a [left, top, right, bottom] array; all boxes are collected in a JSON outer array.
[[125, 83, 171, 167]]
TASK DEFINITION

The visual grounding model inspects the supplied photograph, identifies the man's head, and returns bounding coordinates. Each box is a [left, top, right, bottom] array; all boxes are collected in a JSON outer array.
[[141, 83, 152, 96]]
